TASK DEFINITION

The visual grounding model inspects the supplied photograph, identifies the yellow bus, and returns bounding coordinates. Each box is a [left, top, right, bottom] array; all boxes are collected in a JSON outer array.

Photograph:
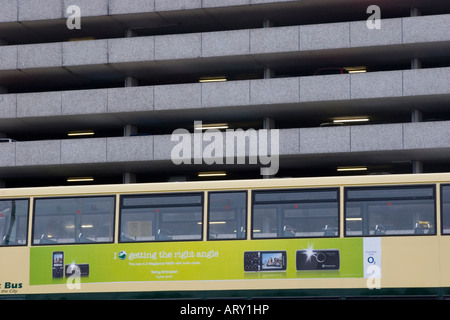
[[1, 172, 450, 300]]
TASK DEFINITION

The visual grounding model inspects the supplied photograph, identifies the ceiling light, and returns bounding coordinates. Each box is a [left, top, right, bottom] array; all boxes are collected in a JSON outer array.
[[198, 221, 226, 225], [198, 171, 227, 177], [333, 118, 369, 123], [199, 77, 227, 83], [67, 177, 94, 182], [194, 123, 229, 130], [67, 130, 95, 137], [346, 66, 367, 73], [337, 166, 368, 172]]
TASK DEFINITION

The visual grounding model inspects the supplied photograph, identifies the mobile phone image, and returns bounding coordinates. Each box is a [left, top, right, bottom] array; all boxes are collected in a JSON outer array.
[[244, 251, 287, 272], [296, 249, 340, 271], [52, 251, 64, 278]]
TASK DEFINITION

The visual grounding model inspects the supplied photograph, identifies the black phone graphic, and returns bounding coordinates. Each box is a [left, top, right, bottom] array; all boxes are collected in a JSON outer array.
[[52, 251, 64, 278], [65, 263, 90, 277], [244, 251, 287, 272], [296, 249, 340, 271]]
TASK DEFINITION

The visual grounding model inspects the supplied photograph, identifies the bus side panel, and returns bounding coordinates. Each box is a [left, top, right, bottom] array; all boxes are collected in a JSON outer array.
[[0, 247, 29, 296], [381, 236, 440, 289]]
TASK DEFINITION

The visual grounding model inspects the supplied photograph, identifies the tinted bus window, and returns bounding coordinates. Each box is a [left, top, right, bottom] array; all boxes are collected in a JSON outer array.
[[208, 191, 247, 240], [33, 196, 115, 245], [252, 188, 339, 239], [0, 199, 29, 246], [120, 193, 203, 242], [442, 185, 450, 234], [345, 185, 435, 237]]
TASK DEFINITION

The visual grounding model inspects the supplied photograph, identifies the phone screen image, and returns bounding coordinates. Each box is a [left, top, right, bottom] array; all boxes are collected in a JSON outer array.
[[244, 251, 287, 272], [261, 252, 285, 270]]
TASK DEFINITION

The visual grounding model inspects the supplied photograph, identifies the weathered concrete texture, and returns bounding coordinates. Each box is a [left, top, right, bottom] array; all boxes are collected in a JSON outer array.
[[106, 136, 153, 162], [154, 83, 201, 110], [63, 40, 108, 66], [201, 80, 250, 108], [16, 91, 61, 117], [61, 138, 107, 164], [350, 124, 403, 152], [16, 140, 61, 166], [250, 26, 299, 54], [250, 77, 299, 105], [18, 43, 62, 69], [300, 126, 351, 154], [403, 14, 450, 44], [300, 22, 350, 51], [202, 29, 250, 57], [18, 0, 63, 21]]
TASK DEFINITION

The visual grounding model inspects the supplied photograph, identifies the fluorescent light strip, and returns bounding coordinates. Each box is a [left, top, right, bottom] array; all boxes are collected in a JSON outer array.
[[333, 118, 369, 123], [346, 217, 362, 221], [66, 224, 94, 229], [198, 221, 227, 225], [198, 171, 227, 177], [199, 77, 227, 83], [67, 177, 94, 182], [67, 130, 95, 137], [194, 123, 229, 130], [337, 167, 367, 172], [345, 66, 367, 74]]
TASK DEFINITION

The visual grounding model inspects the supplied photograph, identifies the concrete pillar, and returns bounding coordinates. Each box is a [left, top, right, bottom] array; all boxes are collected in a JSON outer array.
[[263, 117, 275, 129], [262, 117, 275, 179], [125, 76, 139, 87], [410, 7, 421, 17], [412, 161, 423, 174], [411, 109, 422, 122], [411, 58, 422, 70], [123, 172, 137, 184], [124, 124, 137, 137], [264, 68, 275, 79], [125, 28, 138, 37], [263, 18, 274, 28], [263, 18, 275, 79]]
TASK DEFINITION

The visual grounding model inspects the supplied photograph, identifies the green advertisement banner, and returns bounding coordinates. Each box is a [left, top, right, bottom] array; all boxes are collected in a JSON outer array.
[[30, 238, 363, 285]]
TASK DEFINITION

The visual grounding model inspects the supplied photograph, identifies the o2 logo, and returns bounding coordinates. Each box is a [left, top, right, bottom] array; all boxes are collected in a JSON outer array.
[[366, 256, 381, 290]]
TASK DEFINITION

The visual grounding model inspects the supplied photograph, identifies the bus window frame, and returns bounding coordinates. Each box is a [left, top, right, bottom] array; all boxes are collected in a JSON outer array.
[[207, 190, 248, 241], [31, 195, 117, 246], [118, 192, 204, 243], [344, 184, 437, 238], [440, 184, 450, 236], [0, 198, 30, 247], [251, 187, 340, 240]]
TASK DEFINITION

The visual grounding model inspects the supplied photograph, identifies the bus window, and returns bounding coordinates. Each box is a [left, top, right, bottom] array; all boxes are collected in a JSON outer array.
[[208, 191, 247, 240], [441, 185, 450, 234], [252, 188, 339, 239], [0, 199, 29, 246], [345, 185, 435, 237], [120, 193, 203, 242], [33, 196, 115, 245]]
